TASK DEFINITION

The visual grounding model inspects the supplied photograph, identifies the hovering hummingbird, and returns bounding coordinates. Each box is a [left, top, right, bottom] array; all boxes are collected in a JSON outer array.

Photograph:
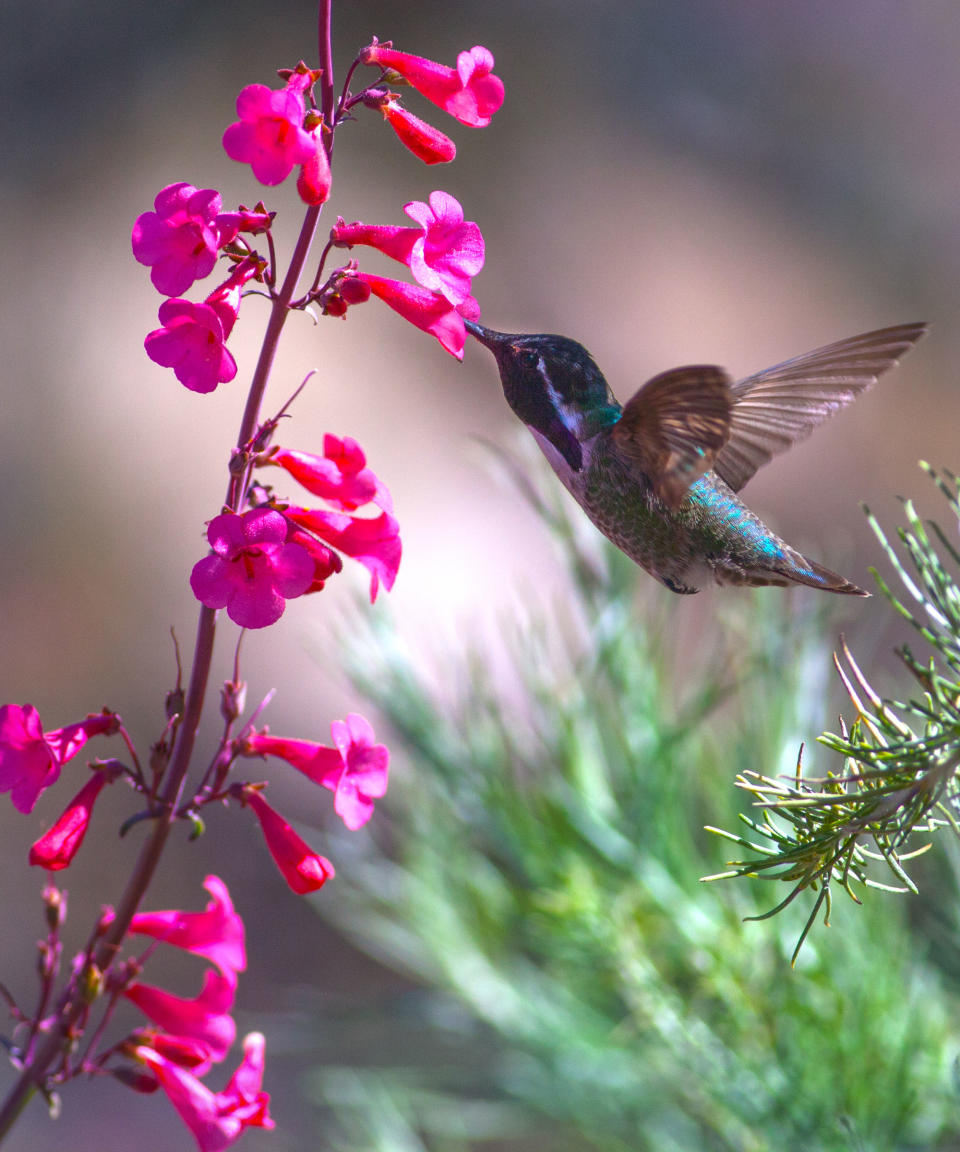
[[464, 319, 927, 595]]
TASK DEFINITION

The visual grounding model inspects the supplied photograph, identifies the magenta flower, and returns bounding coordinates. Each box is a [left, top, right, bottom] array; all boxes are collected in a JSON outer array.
[[124, 969, 236, 1065], [284, 525, 343, 593], [222, 84, 316, 185], [242, 790, 335, 895], [325, 714, 389, 831], [241, 715, 387, 830], [283, 504, 401, 602], [131, 184, 236, 298], [357, 272, 475, 359], [214, 204, 274, 236], [0, 705, 117, 814], [28, 769, 113, 870], [136, 1032, 274, 1152], [240, 730, 343, 787], [204, 254, 262, 322], [270, 436, 393, 513], [130, 876, 247, 989], [332, 191, 483, 307], [145, 299, 238, 394], [296, 125, 332, 206], [132, 1030, 213, 1072], [377, 96, 457, 164], [362, 42, 505, 128], [190, 508, 314, 629]]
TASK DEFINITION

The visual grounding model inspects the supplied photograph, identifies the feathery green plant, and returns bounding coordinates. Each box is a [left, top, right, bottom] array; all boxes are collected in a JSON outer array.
[[309, 452, 960, 1151], [708, 464, 960, 958]]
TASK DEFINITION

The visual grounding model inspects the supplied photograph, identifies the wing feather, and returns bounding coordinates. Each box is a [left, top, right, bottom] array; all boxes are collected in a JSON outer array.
[[612, 365, 733, 508], [714, 322, 928, 492]]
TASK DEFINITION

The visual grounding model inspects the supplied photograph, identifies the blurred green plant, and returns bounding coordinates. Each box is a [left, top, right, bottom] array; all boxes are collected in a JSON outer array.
[[309, 450, 960, 1152], [708, 464, 960, 960]]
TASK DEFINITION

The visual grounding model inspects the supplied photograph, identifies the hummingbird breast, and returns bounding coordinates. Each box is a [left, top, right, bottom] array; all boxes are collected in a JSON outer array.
[[558, 433, 801, 593]]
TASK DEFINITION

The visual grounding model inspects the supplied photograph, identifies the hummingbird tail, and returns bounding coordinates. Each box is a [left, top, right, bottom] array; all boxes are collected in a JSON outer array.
[[719, 550, 869, 596]]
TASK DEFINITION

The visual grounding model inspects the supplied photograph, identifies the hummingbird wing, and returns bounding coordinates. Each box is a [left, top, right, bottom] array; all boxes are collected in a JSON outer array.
[[714, 322, 928, 493], [611, 365, 734, 508]]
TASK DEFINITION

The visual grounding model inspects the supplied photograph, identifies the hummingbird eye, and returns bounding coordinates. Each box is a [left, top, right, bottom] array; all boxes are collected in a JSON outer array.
[[517, 348, 540, 370]]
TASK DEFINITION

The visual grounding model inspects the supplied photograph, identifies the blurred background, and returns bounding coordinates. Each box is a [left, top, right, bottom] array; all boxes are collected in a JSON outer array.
[[2, 1, 960, 1148]]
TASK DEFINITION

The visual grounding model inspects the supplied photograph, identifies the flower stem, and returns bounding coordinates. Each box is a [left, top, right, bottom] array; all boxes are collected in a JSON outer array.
[[0, 3, 337, 1138]]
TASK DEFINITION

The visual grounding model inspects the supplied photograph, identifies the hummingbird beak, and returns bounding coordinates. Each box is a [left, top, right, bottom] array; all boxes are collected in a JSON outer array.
[[463, 319, 508, 350]]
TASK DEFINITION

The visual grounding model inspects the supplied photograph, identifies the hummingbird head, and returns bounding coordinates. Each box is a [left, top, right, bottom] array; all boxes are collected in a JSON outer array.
[[464, 321, 619, 473]]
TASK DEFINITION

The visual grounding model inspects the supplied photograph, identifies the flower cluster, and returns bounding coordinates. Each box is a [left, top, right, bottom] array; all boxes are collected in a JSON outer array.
[[134, 187, 271, 394], [189, 434, 400, 629], [119, 877, 274, 1151], [2, 693, 388, 900], [226, 711, 389, 896], [0, 17, 505, 1152], [327, 189, 484, 358]]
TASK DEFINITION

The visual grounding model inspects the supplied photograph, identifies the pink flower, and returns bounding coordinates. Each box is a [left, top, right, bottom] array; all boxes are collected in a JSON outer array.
[[377, 95, 457, 164], [222, 84, 316, 185], [362, 42, 504, 128], [203, 255, 262, 327], [332, 191, 483, 307], [242, 790, 334, 894], [325, 714, 389, 831], [241, 731, 343, 787], [270, 436, 393, 513], [28, 769, 114, 870], [284, 525, 343, 593], [214, 205, 273, 236], [132, 184, 237, 298], [0, 705, 117, 814], [130, 876, 246, 989], [132, 1030, 213, 1072], [296, 125, 332, 206], [124, 969, 236, 1065], [283, 504, 401, 602], [145, 299, 238, 394], [190, 508, 314, 629], [357, 272, 474, 359], [241, 714, 388, 830], [136, 1032, 274, 1152]]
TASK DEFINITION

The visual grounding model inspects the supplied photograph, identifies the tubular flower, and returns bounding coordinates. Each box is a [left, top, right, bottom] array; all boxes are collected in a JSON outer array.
[[28, 768, 116, 870], [240, 730, 343, 787], [0, 705, 117, 815], [239, 717, 387, 830], [129, 876, 247, 989], [269, 436, 393, 513], [296, 124, 332, 206], [283, 504, 401, 602], [131, 183, 239, 298], [376, 95, 456, 164], [356, 272, 476, 360], [222, 83, 316, 186], [135, 1032, 274, 1152], [190, 508, 314, 629], [124, 969, 237, 1065], [361, 42, 504, 127], [331, 191, 483, 307], [242, 790, 334, 895]]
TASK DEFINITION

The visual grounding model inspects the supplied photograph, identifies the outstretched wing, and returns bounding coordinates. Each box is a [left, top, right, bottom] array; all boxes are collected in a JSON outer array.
[[611, 365, 733, 508], [714, 322, 928, 493]]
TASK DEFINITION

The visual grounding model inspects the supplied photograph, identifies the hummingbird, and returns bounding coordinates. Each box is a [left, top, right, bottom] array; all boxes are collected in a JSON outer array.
[[464, 319, 927, 595]]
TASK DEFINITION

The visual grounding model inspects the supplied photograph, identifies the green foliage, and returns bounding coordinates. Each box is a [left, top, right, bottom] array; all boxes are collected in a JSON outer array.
[[710, 465, 960, 957], [313, 454, 960, 1151]]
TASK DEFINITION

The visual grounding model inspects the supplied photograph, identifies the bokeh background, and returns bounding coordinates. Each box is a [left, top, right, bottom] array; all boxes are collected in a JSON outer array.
[[1, 1, 960, 1148]]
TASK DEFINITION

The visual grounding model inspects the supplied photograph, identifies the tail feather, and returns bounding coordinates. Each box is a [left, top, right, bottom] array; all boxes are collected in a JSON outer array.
[[715, 550, 868, 595]]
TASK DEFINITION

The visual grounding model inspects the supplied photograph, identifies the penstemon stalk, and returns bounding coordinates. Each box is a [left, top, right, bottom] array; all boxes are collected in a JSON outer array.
[[0, 4, 503, 1148]]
